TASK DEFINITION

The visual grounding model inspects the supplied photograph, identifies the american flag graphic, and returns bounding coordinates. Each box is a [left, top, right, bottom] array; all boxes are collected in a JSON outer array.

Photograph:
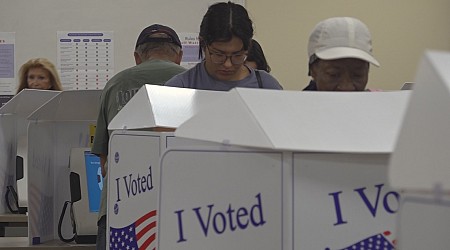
[[110, 210, 157, 250], [331, 231, 396, 250]]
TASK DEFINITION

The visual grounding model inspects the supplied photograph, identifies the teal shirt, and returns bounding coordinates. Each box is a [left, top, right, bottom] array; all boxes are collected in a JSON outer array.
[[91, 59, 185, 219]]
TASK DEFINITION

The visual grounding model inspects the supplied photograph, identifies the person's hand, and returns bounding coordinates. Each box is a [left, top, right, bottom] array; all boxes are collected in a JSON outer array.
[[101, 165, 107, 177], [100, 154, 107, 177]]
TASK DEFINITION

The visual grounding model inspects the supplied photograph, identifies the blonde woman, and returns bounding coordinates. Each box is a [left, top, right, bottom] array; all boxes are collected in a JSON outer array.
[[16, 58, 63, 94]]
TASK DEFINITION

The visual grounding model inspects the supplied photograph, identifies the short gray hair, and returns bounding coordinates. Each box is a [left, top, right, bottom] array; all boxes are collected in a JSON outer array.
[[135, 33, 181, 61]]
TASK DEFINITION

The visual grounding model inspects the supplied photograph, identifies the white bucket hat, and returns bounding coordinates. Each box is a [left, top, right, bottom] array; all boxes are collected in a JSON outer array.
[[308, 17, 380, 67]]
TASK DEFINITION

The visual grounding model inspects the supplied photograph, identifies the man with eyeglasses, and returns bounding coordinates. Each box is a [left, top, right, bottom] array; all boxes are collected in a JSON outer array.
[[165, 2, 282, 91]]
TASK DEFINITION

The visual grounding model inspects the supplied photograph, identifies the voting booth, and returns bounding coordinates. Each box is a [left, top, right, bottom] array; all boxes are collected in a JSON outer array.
[[0, 89, 60, 214], [106, 85, 225, 250], [26, 89, 101, 245], [154, 88, 411, 250], [389, 50, 450, 249]]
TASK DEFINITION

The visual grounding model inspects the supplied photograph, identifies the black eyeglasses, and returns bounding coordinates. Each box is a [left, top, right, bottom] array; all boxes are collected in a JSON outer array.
[[207, 46, 247, 65]]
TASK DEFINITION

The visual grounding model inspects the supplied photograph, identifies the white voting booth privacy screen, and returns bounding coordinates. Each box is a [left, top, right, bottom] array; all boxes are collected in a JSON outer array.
[[107, 85, 226, 250], [158, 149, 283, 250], [389, 50, 450, 192], [0, 89, 60, 213], [397, 197, 450, 250], [293, 153, 397, 249], [0, 113, 15, 214], [389, 50, 450, 249], [108, 132, 224, 250], [158, 151, 398, 250], [175, 88, 410, 153], [108, 85, 410, 249], [159, 88, 411, 250], [108, 85, 226, 131], [26, 89, 101, 245]]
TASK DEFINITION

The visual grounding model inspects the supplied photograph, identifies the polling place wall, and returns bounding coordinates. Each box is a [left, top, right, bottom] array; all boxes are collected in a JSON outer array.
[[0, 89, 60, 213], [247, 0, 450, 91], [0, 0, 243, 88], [26, 89, 101, 245], [389, 50, 450, 249], [154, 88, 411, 250], [106, 85, 226, 249], [3, 1, 448, 91]]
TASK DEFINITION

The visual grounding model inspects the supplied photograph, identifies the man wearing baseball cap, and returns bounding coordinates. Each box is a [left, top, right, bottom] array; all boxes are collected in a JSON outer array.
[[303, 17, 380, 91], [91, 24, 185, 249]]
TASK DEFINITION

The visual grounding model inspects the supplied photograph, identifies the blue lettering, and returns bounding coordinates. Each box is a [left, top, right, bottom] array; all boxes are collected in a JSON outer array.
[[331, 184, 401, 227], [236, 207, 249, 229], [133, 176, 139, 195], [145, 166, 154, 191], [250, 193, 266, 226], [213, 212, 226, 234], [121, 166, 154, 198], [140, 175, 146, 191], [123, 174, 133, 196], [329, 191, 347, 225], [193, 204, 214, 237], [227, 205, 238, 231], [354, 184, 384, 217], [175, 210, 187, 242], [115, 177, 121, 202], [185, 193, 265, 241], [383, 191, 400, 213]]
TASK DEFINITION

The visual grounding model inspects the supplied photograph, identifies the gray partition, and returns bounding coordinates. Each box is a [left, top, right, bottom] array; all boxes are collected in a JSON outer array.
[[0, 89, 59, 213], [26, 90, 101, 245]]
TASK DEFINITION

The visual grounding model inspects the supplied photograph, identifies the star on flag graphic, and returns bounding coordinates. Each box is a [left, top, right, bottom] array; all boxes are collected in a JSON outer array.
[[110, 210, 157, 250], [327, 231, 396, 250]]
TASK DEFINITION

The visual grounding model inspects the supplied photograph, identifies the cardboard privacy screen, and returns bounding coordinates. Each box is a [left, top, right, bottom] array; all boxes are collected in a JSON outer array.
[[0, 89, 60, 116], [175, 88, 411, 153], [389, 50, 450, 192], [103, 85, 411, 249], [26, 89, 101, 244], [0, 89, 60, 212], [108, 85, 226, 130]]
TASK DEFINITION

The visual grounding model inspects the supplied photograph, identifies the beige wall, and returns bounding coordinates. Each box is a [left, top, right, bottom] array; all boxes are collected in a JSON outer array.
[[0, 0, 244, 86], [246, 0, 450, 90], [2, 0, 449, 91]]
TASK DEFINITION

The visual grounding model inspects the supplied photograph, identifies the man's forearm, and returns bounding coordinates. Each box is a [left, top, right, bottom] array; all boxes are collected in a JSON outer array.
[[100, 154, 107, 177]]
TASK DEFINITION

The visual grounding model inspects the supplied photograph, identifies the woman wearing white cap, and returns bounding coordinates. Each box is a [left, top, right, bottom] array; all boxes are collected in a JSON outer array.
[[303, 17, 380, 91]]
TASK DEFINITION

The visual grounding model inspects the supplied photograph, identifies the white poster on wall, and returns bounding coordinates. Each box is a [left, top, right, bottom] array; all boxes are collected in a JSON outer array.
[[57, 31, 114, 90], [179, 32, 201, 69], [0, 32, 15, 106]]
